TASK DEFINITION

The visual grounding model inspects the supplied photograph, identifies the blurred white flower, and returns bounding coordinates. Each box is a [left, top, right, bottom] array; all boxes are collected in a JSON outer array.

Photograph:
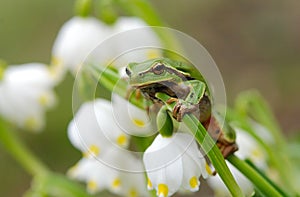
[[143, 133, 209, 197], [68, 148, 149, 197], [234, 128, 268, 169], [207, 161, 254, 197], [207, 129, 268, 196], [250, 120, 274, 145], [68, 99, 130, 158], [52, 16, 162, 79], [112, 93, 156, 136], [100, 16, 163, 65], [0, 63, 56, 131], [110, 17, 162, 68], [51, 16, 111, 75]]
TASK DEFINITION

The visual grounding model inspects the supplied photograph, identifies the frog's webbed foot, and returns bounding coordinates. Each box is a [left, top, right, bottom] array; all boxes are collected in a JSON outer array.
[[172, 102, 199, 122]]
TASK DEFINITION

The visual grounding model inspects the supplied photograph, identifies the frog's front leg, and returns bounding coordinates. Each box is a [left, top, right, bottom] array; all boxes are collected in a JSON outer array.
[[172, 80, 206, 121]]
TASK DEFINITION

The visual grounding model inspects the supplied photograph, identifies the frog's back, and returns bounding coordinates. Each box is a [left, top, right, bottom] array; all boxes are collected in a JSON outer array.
[[163, 59, 205, 81]]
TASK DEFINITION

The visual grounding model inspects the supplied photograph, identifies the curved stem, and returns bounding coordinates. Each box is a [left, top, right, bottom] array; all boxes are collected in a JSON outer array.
[[0, 119, 48, 176], [227, 154, 284, 197], [156, 93, 243, 197]]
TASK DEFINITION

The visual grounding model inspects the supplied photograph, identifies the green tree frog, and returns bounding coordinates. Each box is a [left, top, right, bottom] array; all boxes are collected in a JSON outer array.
[[126, 58, 238, 157]]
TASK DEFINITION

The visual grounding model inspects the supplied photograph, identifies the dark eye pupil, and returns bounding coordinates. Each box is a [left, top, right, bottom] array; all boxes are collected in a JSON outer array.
[[153, 63, 165, 74], [154, 64, 163, 71], [125, 68, 131, 76]]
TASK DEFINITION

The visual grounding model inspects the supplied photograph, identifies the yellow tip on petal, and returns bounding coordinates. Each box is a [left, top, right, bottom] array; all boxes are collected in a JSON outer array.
[[147, 178, 153, 190], [147, 49, 160, 59], [87, 180, 98, 193], [0, 66, 4, 80], [129, 188, 138, 197], [67, 164, 78, 177], [251, 148, 263, 159], [83, 145, 100, 157], [24, 117, 39, 131], [112, 178, 121, 189], [189, 176, 199, 191], [38, 94, 49, 106], [51, 56, 62, 67], [117, 134, 128, 146], [132, 118, 145, 127], [157, 184, 168, 197], [49, 56, 64, 79], [206, 163, 213, 175]]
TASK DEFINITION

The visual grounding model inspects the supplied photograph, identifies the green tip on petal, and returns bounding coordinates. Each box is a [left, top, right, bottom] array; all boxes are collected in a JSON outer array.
[[74, 0, 92, 17], [0, 59, 7, 80]]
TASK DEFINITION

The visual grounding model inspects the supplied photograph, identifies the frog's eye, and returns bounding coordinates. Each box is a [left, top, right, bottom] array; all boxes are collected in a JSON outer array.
[[125, 67, 131, 76], [152, 63, 165, 75]]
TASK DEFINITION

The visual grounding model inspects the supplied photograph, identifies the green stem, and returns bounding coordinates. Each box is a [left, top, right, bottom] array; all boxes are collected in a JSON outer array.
[[0, 119, 48, 176], [235, 90, 285, 147], [156, 93, 243, 197], [185, 116, 243, 197], [87, 65, 146, 109], [88, 64, 243, 196], [0, 120, 92, 197], [228, 102, 297, 192], [228, 155, 283, 197]]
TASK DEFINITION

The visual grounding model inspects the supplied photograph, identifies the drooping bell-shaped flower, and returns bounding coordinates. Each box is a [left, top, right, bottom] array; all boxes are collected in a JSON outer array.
[[143, 133, 210, 197], [234, 127, 268, 169], [99, 17, 162, 70], [207, 161, 254, 197], [68, 99, 130, 158], [51, 16, 111, 75], [207, 128, 267, 196], [69, 148, 149, 196], [111, 94, 155, 137], [0, 63, 56, 131]]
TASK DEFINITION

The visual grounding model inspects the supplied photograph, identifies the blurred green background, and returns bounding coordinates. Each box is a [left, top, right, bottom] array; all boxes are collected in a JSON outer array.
[[0, 0, 299, 196]]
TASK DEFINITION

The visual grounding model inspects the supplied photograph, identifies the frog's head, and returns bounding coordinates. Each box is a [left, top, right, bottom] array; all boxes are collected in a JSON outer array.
[[126, 58, 190, 87]]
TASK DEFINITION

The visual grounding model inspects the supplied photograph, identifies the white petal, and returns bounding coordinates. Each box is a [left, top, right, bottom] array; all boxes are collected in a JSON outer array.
[[0, 63, 55, 131], [144, 134, 186, 197], [235, 128, 267, 169], [68, 157, 119, 194], [70, 100, 110, 156], [94, 99, 130, 148], [207, 161, 254, 197], [250, 120, 274, 145], [4, 63, 54, 86], [52, 17, 112, 74], [110, 17, 162, 68], [112, 94, 155, 136]]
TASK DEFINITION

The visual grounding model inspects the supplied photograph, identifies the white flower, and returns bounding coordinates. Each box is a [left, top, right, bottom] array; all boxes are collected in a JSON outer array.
[[68, 99, 130, 158], [112, 94, 155, 136], [69, 148, 149, 196], [109, 17, 162, 69], [0, 63, 56, 131], [51, 16, 111, 75], [207, 129, 267, 196], [234, 128, 268, 169], [250, 120, 274, 145], [52, 16, 162, 78], [143, 133, 210, 197], [207, 161, 254, 197]]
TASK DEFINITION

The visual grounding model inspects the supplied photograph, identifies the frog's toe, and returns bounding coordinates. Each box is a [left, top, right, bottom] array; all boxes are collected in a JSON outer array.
[[172, 103, 182, 121]]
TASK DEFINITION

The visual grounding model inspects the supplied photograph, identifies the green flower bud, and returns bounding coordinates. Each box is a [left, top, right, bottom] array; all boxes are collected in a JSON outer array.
[[157, 106, 173, 137]]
